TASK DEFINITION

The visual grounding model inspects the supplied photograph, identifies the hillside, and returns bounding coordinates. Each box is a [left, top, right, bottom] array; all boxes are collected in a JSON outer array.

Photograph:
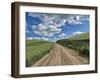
[[56, 32, 89, 59], [26, 39, 53, 67]]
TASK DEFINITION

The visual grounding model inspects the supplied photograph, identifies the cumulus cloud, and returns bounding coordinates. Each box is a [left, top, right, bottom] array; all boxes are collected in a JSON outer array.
[[32, 37, 41, 40], [58, 33, 69, 40], [33, 24, 61, 37], [67, 16, 82, 25], [28, 13, 43, 19], [61, 33, 66, 36], [29, 13, 68, 37], [32, 15, 64, 37], [67, 15, 89, 25], [41, 37, 48, 41], [32, 37, 49, 41], [30, 15, 66, 37], [28, 12, 89, 38], [26, 37, 33, 40], [73, 31, 84, 35], [58, 33, 66, 38]]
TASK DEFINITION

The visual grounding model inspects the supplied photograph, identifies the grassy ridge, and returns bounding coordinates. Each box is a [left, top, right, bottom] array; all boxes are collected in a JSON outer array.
[[57, 32, 89, 60], [26, 39, 53, 67]]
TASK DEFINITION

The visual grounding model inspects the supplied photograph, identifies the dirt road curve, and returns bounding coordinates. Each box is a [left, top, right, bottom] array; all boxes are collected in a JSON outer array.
[[32, 43, 88, 67]]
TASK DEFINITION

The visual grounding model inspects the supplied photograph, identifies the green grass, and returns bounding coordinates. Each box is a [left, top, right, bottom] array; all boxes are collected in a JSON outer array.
[[56, 32, 89, 59], [26, 39, 53, 67]]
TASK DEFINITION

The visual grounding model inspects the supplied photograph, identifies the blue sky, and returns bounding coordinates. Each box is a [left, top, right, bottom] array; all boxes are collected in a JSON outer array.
[[26, 12, 89, 42]]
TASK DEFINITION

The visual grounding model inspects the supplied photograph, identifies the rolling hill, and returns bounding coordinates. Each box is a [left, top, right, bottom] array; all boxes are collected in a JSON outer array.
[[56, 32, 89, 59], [26, 39, 53, 67]]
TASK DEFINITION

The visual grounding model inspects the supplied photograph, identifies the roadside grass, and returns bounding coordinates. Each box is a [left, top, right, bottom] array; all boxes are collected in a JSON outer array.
[[26, 39, 53, 67], [56, 32, 89, 62]]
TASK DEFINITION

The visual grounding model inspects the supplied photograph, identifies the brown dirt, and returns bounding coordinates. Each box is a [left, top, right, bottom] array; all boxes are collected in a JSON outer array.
[[32, 43, 88, 67]]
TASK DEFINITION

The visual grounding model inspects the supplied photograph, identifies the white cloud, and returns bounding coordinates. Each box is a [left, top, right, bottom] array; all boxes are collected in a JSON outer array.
[[34, 31, 54, 37], [68, 19, 82, 25], [28, 13, 89, 38], [28, 13, 68, 37], [59, 33, 66, 38], [41, 37, 48, 41], [75, 16, 80, 20], [33, 37, 41, 40], [28, 13, 89, 26], [61, 33, 66, 37], [26, 37, 33, 40], [67, 16, 82, 25], [54, 37, 57, 40], [67, 15, 90, 25], [28, 13, 42, 19], [57, 33, 69, 40], [33, 23, 61, 37], [73, 31, 84, 35], [32, 37, 49, 41]]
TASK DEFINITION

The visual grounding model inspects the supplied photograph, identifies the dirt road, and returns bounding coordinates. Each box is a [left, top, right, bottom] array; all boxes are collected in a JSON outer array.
[[32, 43, 88, 67]]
